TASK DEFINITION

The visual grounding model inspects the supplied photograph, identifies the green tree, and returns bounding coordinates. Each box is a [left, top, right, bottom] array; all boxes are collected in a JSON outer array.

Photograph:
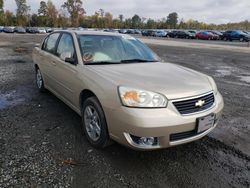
[[167, 12, 178, 28], [0, 0, 3, 12], [99, 9, 104, 17], [132, 14, 141, 28], [47, 0, 58, 27], [124, 18, 132, 29], [15, 0, 30, 26], [37, 1, 48, 26], [119, 14, 124, 22], [62, 0, 85, 27], [38, 1, 48, 16], [104, 12, 113, 28], [4, 11, 16, 26], [146, 19, 156, 29], [58, 9, 69, 27], [15, 0, 30, 16], [0, 0, 4, 25], [30, 14, 38, 26]]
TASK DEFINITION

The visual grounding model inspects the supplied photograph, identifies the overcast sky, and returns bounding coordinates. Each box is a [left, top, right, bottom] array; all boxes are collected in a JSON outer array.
[[3, 0, 250, 24]]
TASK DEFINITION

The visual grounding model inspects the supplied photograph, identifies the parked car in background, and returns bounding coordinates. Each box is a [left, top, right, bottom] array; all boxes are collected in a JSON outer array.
[[142, 30, 151, 36], [175, 31, 195, 39], [14, 27, 26, 33], [167, 30, 179, 38], [103, 29, 118, 33], [0, 26, 4, 32], [119, 29, 127, 34], [33, 30, 224, 150], [38, 28, 47, 34], [207, 30, 223, 40], [142, 30, 156, 37], [26, 27, 40, 33], [46, 28, 54, 33], [188, 30, 198, 35], [26, 27, 32, 33], [243, 31, 250, 35], [154, 30, 167, 37], [195, 31, 218, 40], [134, 29, 141, 34], [3, 27, 14, 33], [125, 29, 136, 34], [223, 30, 250, 42]]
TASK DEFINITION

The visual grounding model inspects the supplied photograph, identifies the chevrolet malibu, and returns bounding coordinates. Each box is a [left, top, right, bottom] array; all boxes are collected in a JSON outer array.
[[33, 31, 224, 150]]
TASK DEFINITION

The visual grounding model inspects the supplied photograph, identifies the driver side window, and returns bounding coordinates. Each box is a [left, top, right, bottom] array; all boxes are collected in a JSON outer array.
[[56, 33, 75, 59]]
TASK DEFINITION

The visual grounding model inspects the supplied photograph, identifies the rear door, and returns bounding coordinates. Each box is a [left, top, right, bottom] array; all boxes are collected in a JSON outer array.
[[38, 33, 61, 90]]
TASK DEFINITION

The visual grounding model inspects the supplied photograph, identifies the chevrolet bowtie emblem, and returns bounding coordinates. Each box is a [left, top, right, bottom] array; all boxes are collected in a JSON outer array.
[[195, 100, 205, 107]]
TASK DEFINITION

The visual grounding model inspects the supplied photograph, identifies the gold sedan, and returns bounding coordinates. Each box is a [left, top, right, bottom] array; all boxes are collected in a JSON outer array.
[[33, 30, 224, 150]]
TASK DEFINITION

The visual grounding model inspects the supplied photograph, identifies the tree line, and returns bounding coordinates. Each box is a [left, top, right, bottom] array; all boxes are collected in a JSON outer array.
[[0, 0, 249, 30]]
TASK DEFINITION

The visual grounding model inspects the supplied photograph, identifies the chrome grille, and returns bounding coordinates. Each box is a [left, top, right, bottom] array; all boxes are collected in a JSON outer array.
[[173, 92, 215, 115]]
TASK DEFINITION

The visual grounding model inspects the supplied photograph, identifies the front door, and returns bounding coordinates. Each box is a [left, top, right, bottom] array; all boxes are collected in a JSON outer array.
[[52, 33, 79, 107]]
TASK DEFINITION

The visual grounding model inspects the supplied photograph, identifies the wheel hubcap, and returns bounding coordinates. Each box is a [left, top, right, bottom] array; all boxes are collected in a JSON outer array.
[[36, 70, 43, 89], [84, 106, 101, 141]]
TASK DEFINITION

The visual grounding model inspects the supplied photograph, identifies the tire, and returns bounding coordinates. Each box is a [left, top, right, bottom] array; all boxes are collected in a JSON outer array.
[[239, 37, 244, 42], [81, 97, 110, 148], [35, 67, 46, 92]]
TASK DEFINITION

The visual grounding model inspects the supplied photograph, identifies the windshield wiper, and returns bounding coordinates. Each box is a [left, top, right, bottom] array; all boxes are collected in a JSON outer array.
[[84, 61, 121, 65], [120, 59, 158, 63]]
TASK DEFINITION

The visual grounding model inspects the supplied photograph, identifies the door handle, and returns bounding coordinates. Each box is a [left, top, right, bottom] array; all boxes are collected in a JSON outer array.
[[51, 61, 56, 66]]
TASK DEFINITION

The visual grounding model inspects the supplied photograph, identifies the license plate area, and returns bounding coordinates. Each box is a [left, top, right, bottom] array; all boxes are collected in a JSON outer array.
[[197, 114, 215, 133]]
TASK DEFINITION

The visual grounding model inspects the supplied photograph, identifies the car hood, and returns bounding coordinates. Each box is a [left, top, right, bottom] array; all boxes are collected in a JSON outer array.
[[88, 62, 212, 100]]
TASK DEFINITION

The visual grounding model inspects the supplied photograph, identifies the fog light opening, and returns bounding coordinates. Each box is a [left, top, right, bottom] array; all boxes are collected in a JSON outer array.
[[130, 135, 158, 146]]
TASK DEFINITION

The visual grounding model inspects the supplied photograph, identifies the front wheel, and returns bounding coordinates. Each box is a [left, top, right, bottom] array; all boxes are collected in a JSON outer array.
[[81, 97, 110, 148]]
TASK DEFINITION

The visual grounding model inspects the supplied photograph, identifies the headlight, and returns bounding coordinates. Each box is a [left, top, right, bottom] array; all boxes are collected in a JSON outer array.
[[118, 86, 167, 108], [207, 76, 218, 95]]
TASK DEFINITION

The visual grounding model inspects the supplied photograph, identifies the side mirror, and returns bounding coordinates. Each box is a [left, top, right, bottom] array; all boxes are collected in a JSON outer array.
[[60, 52, 76, 64]]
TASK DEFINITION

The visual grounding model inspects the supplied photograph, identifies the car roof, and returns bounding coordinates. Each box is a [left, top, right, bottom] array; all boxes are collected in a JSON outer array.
[[55, 30, 128, 37]]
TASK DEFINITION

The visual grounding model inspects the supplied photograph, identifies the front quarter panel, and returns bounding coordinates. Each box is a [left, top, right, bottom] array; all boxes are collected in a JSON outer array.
[[75, 65, 121, 113]]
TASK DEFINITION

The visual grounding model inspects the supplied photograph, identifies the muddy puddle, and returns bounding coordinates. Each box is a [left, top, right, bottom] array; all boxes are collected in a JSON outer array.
[[0, 86, 33, 110], [0, 91, 25, 109]]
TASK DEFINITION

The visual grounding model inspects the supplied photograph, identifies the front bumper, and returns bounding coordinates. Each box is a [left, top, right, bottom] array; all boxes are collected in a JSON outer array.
[[105, 92, 224, 150]]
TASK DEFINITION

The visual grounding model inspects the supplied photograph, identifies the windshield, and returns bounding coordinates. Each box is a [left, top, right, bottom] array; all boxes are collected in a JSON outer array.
[[78, 35, 160, 64]]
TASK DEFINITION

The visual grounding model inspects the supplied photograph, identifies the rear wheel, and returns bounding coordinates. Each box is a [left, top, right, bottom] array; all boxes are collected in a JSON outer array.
[[36, 68, 46, 92], [81, 97, 110, 148]]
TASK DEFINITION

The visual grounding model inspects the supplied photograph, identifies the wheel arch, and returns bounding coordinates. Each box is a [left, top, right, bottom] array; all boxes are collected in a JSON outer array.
[[79, 89, 98, 111]]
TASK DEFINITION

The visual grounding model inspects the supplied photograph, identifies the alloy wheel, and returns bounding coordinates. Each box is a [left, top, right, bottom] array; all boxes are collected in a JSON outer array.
[[36, 69, 43, 89], [84, 105, 101, 141]]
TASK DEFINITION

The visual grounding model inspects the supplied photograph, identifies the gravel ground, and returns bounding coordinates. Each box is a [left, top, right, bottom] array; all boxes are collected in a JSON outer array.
[[0, 34, 249, 188]]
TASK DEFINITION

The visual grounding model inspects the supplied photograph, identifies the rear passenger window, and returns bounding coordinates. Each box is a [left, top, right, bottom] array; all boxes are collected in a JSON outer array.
[[43, 33, 60, 53]]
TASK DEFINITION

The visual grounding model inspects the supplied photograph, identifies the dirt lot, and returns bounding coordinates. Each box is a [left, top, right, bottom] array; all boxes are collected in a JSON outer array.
[[0, 34, 249, 188]]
